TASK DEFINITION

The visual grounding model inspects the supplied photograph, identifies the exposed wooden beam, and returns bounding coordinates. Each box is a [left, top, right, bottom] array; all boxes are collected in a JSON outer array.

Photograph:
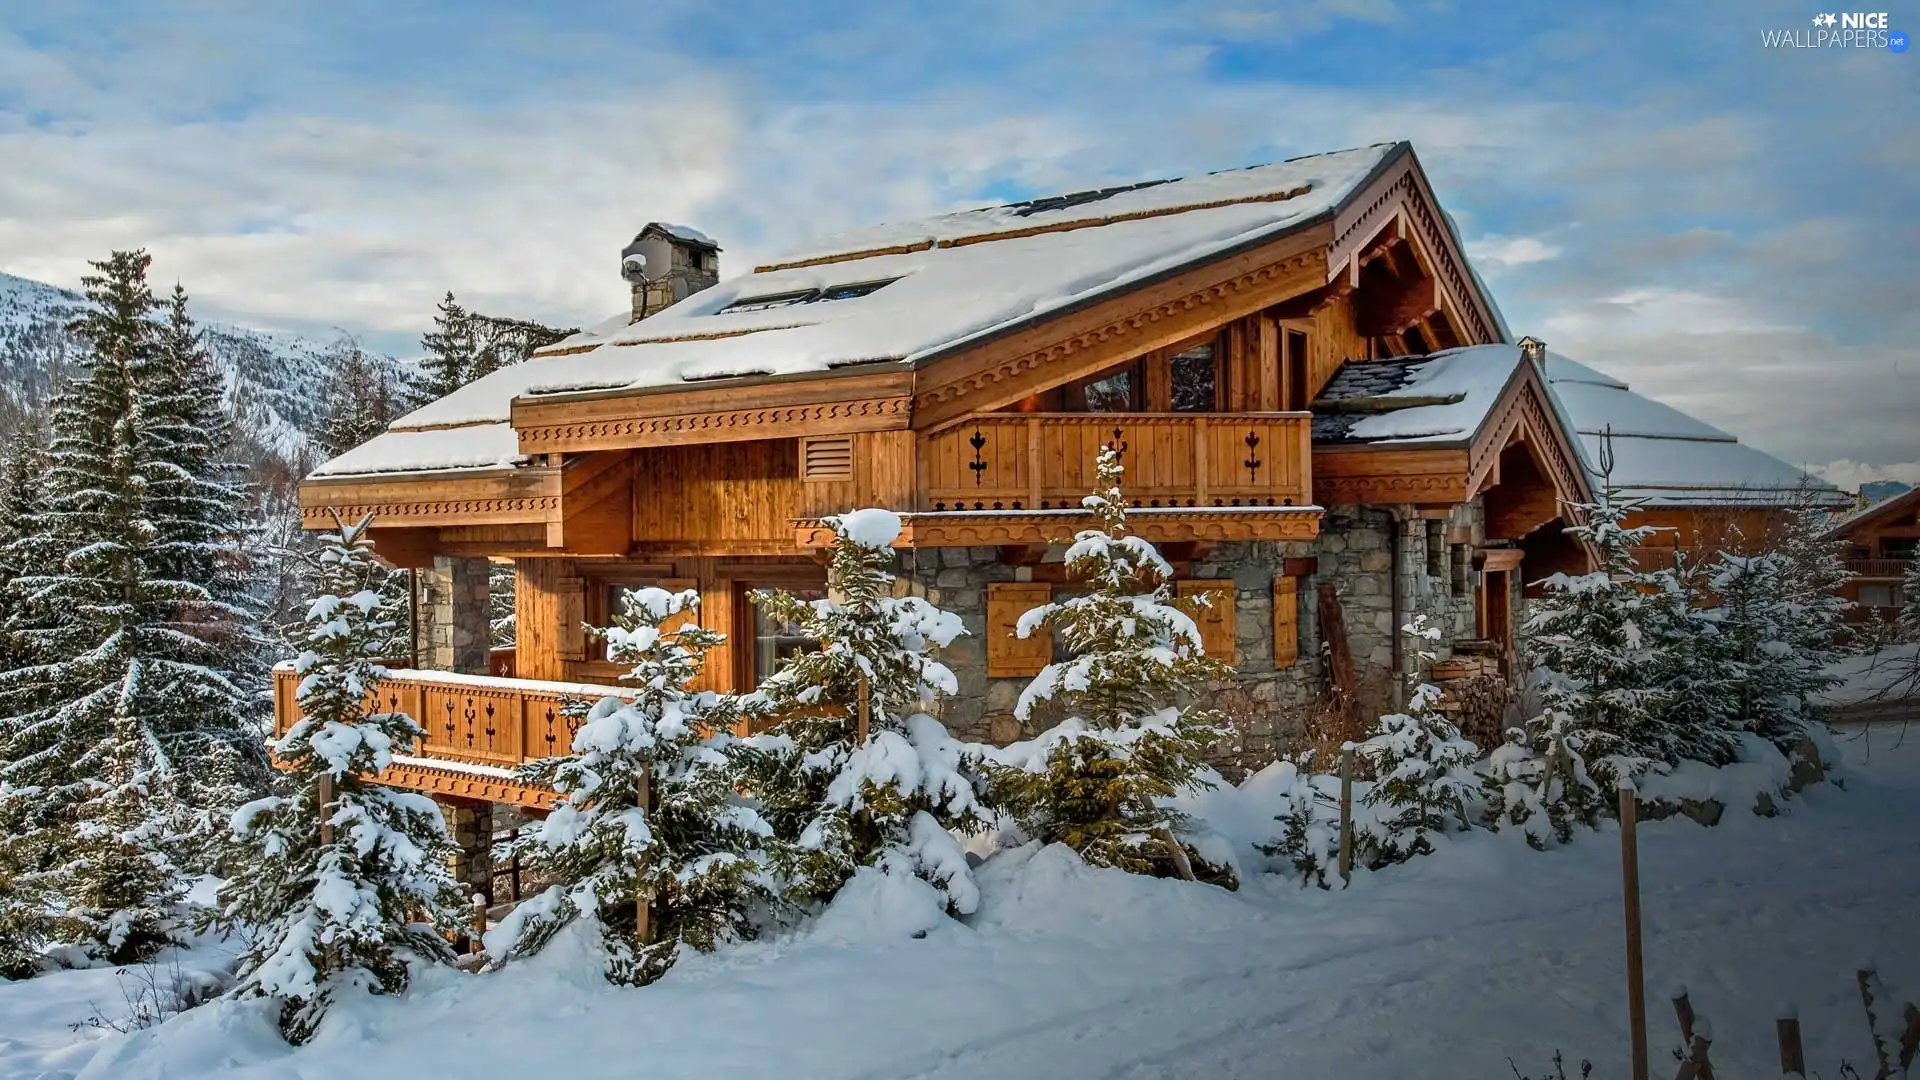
[[1356, 274, 1441, 339]]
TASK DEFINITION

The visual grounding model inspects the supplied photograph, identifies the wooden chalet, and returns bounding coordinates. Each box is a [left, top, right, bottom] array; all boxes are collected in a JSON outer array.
[[1823, 486, 1919, 625], [281, 141, 1827, 901]]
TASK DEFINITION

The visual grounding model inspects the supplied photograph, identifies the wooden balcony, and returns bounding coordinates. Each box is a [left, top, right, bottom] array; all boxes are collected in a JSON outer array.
[[1848, 558, 1914, 579], [271, 665, 637, 809], [923, 412, 1313, 512]]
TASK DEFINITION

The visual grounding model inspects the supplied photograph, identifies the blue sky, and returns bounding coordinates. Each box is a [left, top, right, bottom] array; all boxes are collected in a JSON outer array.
[[1, 0, 1916, 479]]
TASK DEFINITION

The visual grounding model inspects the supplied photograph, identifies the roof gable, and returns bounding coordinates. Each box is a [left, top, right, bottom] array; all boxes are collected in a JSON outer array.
[[1823, 485, 1920, 539]]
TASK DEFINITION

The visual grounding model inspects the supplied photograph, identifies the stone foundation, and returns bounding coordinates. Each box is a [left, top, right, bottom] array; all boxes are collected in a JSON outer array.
[[419, 555, 490, 674]]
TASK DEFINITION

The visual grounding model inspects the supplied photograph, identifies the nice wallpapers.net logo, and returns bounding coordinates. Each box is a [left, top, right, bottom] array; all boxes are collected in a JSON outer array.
[[1762, 10, 1908, 49]]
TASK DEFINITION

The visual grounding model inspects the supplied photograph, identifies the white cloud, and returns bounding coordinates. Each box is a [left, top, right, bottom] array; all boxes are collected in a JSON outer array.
[[1810, 460, 1920, 493], [1466, 234, 1561, 270]]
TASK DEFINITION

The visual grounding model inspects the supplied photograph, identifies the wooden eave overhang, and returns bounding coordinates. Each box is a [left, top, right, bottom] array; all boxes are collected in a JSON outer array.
[[298, 461, 559, 531], [1821, 485, 1920, 541]]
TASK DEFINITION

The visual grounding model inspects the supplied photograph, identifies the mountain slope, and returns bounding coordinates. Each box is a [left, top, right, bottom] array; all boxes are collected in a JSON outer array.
[[0, 270, 414, 468]]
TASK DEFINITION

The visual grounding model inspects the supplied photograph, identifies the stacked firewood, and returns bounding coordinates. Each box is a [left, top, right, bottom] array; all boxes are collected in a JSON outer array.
[[1428, 663, 1513, 750]]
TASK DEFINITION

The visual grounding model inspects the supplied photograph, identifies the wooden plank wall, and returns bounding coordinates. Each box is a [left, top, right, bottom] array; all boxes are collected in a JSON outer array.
[[514, 557, 577, 681], [631, 440, 802, 545], [799, 429, 916, 517]]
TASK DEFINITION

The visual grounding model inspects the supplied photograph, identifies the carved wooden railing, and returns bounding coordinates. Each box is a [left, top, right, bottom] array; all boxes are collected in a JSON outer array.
[[271, 665, 637, 807], [1847, 558, 1914, 579], [923, 412, 1313, 512]]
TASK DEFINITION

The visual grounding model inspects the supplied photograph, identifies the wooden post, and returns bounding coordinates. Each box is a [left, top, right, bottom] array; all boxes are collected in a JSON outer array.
[[1337, 744, 1355, 885], [635, 762, 653, 946], [856, 675, 871, 746], [1776, 1013, 1805, 1077], [468, 893, 487, 955], [1621, 781, 1648, 1080], [1672, 990, 1714, 1080], [317, 772, 334, 848]]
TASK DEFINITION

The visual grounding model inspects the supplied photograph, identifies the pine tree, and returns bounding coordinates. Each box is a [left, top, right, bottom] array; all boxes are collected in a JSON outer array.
[[0, 419, 49, 673], [465, 313, 574, 382], [1710, 552, 1830, 748], [1520, 485, 1678, 785], [1480, 714, 1604, 849], [981, 449, 1230, 883], [415, 292, 475, 404], [492, 587, 775, 986], [212, 514, 462, 1044], [489, 561, 515, 648], [1257, 761, 1335, 888], [1902, 560, 1920, 643], [315, 342, 397, 459], [1356, 617, 1481, 866], [0, 250, 205, 960], [735, 508, 990, 912]]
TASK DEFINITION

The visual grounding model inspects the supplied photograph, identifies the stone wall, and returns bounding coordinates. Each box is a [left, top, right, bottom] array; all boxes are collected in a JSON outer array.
[[896, 502, 1486, 773]]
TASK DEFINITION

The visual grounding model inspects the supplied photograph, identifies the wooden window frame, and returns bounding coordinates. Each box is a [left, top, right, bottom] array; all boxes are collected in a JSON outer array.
[[732, 573, 830, 691]]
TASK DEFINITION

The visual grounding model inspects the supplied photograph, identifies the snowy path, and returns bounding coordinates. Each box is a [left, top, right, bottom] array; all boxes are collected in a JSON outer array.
[[7, 725, 1919, 1080]]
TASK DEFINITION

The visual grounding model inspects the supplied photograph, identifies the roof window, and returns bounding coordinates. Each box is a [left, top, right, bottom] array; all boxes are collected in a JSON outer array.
[[716, 278, 898, 314]]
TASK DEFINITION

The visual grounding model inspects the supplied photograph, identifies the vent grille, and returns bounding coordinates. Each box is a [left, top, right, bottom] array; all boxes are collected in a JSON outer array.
[[802, 436, 854, 481]]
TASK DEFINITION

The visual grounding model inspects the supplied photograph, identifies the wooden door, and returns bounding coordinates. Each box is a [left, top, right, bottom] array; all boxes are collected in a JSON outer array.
[[1478, 568, 1514, 675]]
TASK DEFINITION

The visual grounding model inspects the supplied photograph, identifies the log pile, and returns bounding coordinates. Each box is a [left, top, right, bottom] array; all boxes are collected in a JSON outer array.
[[1429, 663, 1512, 750]]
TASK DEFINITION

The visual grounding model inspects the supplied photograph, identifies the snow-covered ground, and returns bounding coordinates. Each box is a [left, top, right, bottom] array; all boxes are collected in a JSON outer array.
[[6, 723, 1919, 1080]]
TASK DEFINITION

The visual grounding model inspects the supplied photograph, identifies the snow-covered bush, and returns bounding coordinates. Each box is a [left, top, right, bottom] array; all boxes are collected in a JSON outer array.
[[1255, 761, 1337, 888], [210, 514, 463, 1045], [982, 450, 1231, 885], [1479, 715, 1603, 849], [1900, 559, 1920, 643], [1357, 685, 1480, 866], [491, 587, 777, 986], [735, 509, 991, 914]]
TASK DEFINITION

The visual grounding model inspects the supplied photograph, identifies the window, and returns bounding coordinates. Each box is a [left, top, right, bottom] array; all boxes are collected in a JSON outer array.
[[716, 278, 898, 314], [1884, 538, 1917, 560], [1168, 345, 1217, 412], [1451, 544, 1471, 599], [1427, 521, 1447, 580], [1860, 584, 1898, 608], [1284, 329, 1310, 410], [1079, 370, 1136, 412], [749, 586, 826, 688]]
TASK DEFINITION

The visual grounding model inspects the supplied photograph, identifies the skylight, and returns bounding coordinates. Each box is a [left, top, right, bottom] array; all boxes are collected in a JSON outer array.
[[717, 278, 898, 314]]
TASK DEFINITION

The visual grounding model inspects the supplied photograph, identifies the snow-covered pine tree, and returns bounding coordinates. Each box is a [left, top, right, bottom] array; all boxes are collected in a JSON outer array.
[[489, 561, 515, 648], [1520, 483, 1679, 785], [1709, 552, 1828, 748], [1902, 559, 1920, 643], [735, 508, 989, 912], [982, 449, 1230, 883], [1480, 713, 1604, 849], [1256, 761, 1336, 888], [0, 419, 48, 672], [0, 250, 217, 959], [415, 292, 475, 404], [1773, 486, 1855, 667], [1637, 550, 1743, 767], [212, 513, 462, 1045], [315, 342, 398, 459], [491, 587, 774, 986], [1356, 616, 1480, 866], [465, 312, 574, 382]]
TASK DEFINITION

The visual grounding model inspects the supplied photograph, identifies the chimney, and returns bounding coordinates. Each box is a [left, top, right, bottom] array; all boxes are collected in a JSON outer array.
[[1517, 335, 1547, 370], [621, 222, 721, 324]]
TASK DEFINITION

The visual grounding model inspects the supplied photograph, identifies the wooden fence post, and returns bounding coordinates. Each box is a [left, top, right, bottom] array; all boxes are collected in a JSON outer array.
[[1671, 990, 1715, 1080], [1337, 744, 1355, 886], [468, 893, 487, 955], [1776, 1011, 1805, 1076], [636, 761, 653, 947], [1621, 780, 1648, 1080]]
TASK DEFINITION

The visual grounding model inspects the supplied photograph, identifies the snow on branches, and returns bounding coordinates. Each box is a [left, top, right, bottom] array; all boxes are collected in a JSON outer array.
[[735, 508, 991, 915], [212, 514, 463, 1044], [983, 448, 1230, 885], [491, 587, 776, 986]]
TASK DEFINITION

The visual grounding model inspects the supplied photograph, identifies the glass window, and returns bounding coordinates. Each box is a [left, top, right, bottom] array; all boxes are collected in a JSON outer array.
[[1081, 370, 1135, 412], [1169, 345, 1216, 412], [1884, 538, 1917, 560], [752, 587, 825, 687], [1860, 584, 1896, 608]]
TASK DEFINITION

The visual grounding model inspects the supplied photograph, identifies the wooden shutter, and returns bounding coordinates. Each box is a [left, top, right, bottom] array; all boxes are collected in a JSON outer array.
[[1272, 576, 1299, 667], [555, 575, 587, 662], [987, 582, 1053, 678], [1175, 580, 1237, 663]]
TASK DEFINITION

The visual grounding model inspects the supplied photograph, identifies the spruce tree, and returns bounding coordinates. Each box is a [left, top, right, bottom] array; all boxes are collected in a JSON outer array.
[[981, 449, 1229, 883], [1481, 714, 1604, 849], [0, 250, 201, 960], [0, 418, 49, 673], [1709, 552, 1828, 748], [415, 292, 475, 403], [315, 342, 396, 459], [212, 514, 462, 1044], [736, 509, 990, 912], [1355, 617, 1480, 866], [492, 587, 775, 986], [1257, 762, 1335, 888], [1902, 560, 1920, 643]]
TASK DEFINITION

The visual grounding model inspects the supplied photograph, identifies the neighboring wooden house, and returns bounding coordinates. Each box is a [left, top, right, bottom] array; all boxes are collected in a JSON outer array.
[[1823, 486, 1920, 625], [278, 141, 1825, 898]]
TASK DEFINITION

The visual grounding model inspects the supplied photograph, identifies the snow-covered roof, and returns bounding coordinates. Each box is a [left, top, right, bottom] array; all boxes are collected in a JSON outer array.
[[1538, 352, 1845, 509], [1311, 345, 1526, 446], [308, 423, 524, 479], [643, 222, 720, 250], [312, 144, 1401, 479], [1821, 484, 1920, 539]]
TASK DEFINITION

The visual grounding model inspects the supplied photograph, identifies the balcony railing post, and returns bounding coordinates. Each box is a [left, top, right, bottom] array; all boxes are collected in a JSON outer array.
[[1027, 417, 1043, 509], [1193, 417, 1210, 506]]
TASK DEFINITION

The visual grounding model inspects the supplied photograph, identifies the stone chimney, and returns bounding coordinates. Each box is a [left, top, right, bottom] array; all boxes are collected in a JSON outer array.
[[621, 222, 721, 323], [1517, 335, 1547, 369]]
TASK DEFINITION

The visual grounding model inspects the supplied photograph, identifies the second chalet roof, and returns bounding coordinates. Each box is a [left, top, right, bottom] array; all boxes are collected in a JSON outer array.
[[1821, 484, 1920, 539], [311, 144, 1404, 478], [1310, 343, 1845, 510]]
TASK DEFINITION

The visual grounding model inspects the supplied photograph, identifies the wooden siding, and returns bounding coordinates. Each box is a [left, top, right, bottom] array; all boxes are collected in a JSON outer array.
[[631, 440, 803, 547], [799, 429, 917, 517], [1273, 575, 1300, 667], [923, 413, 1311, 511]]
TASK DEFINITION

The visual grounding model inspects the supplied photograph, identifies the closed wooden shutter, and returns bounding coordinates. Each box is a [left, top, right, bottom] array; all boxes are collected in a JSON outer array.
[[1273, 576, 1299, 667], [555, 576, 587, 662], [1175, 580, 1237, 663], [987, 582, 1053, 678]]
